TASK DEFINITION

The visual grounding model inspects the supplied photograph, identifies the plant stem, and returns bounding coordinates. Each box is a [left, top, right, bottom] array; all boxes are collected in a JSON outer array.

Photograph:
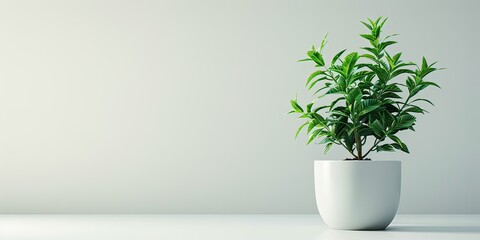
[[354, 130, 362, 160]]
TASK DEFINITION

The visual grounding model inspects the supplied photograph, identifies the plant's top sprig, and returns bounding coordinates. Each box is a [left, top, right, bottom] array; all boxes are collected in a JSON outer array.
[[289, 17, 442, 160]]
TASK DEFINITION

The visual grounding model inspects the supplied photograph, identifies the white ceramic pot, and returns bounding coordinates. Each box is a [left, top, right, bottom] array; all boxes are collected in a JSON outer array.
[[314, 160, 401, 230]]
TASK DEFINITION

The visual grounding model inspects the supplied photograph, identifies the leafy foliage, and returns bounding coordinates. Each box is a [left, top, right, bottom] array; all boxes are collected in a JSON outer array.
[[289, 17, 442, 160]]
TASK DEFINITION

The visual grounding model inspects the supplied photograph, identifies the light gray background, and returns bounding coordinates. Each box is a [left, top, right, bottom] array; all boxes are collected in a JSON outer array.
[[0, 0, 478, 213]]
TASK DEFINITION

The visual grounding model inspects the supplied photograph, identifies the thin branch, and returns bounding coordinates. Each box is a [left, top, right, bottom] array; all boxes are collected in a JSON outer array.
[[337, 140, 357, 159], [362, 138, 380, 159], [361, 136, 367, 145]]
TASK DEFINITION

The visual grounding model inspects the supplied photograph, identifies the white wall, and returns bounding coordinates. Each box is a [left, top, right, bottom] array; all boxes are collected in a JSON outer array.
[[0, 0, 478, 213]]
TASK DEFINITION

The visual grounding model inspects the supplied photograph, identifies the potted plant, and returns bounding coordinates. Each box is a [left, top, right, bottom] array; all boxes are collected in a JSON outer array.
[[289, 17, 441, 230]]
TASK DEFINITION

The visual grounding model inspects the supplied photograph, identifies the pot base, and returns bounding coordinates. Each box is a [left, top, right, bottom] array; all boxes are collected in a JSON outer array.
[[314, 160, 401, 230]]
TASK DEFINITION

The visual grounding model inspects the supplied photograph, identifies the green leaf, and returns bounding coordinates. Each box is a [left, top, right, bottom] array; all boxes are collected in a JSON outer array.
[[382, 92, 402, 99], [361, 21, 373, 30], [347, 125, 360, 135], [379, 41, 397, 51], [406, 77, 416, 92], [384, 34, 399, 40], [385, 52, 396, 68], [418, 68, 437, 78], [330, 110, 350, 118], [331, 49, 347, 65], [379, 59, 390, 71], [307, 50, 325, 66], [306, 101, 314, 112], [295, 122, 309, 139], [360, 34, 376, 42], [361, 54, 377, 61], [382, 110, 396, 125], [306, 70, 326, 86], [307, 121, 317, 133], [391, 68, 415, 78], [368, 119, 384, 137], [343, 52, 359, 76], [377, 17, 388, 31], [298, 113, 310, 119], [374, 119, 389, 134], [337, 77, 347, 91], [320, 33, 329, 51], [393, 114, 416, 130], [393, 62, 416, 70], [388, 134, 402, 144], [319, 137, 333, 144], [308, 77, 329, 90], [307, 129, 322, 144], [384, 84, 403, 92], [367, 18, 376, 27], [297, 58, 312, 62], [403, 106, 427, 114], [346, 88, 362, 105], [333, 117, 349, 136], [290, 100, 303, 113], [376, 144, 395, 152], [388, 135, 409, 153], [392, 52, 402, 63], [313, 83, 332, 95], [358, 126, 374, 137], [367, 65, 389, 82], [358, 99, 381, 116], [362, 47, 379, 57], [325, 86, 343, 95], [324, 142, 334, 154], [313, 105, 330, 113], [419, 81, 441, 89], [422, 57, 428, 70], [411, 98, 435, 106], [330, 67, 348, 79], [311, 113, 325, 122], [358, 81, 373, 89], [329, 97, 345, 111]]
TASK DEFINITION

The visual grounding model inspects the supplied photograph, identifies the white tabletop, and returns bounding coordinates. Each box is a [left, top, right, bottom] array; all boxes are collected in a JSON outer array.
[[0, 214, 478, 240]]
